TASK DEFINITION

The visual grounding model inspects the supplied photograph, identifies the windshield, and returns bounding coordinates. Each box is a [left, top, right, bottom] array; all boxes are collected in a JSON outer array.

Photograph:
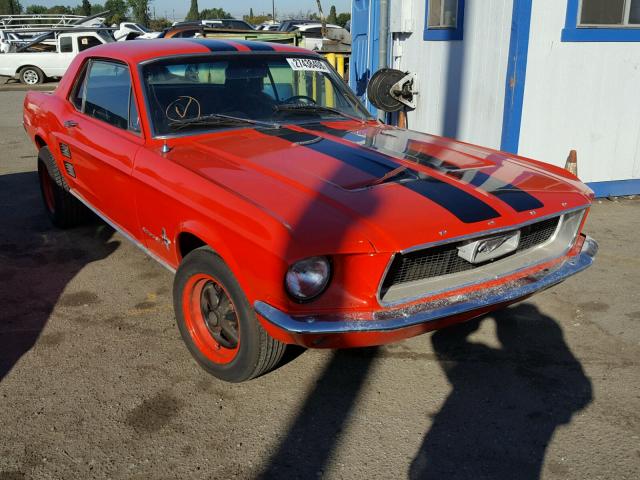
[[142, 54, 371, 136]]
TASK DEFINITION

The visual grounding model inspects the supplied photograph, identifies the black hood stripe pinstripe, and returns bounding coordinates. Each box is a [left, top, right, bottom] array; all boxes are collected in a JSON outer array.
[[259, 127, 500, 223], [304, 122, 544, 213]]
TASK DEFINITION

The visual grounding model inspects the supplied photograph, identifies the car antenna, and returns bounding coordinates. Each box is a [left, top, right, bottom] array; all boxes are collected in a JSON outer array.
[[161, 140, 172, 153]]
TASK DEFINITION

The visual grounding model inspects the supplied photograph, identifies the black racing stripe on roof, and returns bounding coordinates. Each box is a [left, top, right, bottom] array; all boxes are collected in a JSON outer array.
[[232, 40, 275, 51], [259, 128, 500, 223], [184, 39, 238, 52]]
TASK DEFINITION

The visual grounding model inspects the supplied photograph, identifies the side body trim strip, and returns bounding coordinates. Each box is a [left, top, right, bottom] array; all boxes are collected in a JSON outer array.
[[69, 189, 176, 274]]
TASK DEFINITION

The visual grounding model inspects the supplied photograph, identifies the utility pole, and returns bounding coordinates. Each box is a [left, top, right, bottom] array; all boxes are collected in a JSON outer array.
[[272, 0, 275, 21]]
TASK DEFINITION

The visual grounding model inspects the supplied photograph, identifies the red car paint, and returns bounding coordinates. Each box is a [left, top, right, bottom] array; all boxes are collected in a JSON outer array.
[[23, 39, 595, 349]]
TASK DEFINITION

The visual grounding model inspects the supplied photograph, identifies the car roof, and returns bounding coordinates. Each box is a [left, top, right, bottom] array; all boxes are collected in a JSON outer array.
[[78, 38, 317, 64], [295, 23, 342, 30]]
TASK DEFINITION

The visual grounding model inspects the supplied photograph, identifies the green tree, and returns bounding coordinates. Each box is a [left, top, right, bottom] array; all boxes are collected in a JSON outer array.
[[25, 4, 48, 14], [199, 7, 231, 19], [81, 0, 91, 16], [90, 3, 105, 15], [104, 0, 128, 24], [128, 0, 149, 26], [327, 5, 337, 24], [0, 0, 23, 15], [185, 0, 198, 21], [148, 16, 171, 30], [48, 5, 74, 14], [336, 12, 350, 27]]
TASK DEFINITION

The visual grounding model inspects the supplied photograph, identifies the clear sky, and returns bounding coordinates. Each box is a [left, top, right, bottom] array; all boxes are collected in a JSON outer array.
[[20, 0, 352, 21]]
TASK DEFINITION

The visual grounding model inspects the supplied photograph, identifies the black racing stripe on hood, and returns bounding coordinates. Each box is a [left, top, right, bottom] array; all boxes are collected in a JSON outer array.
[[184, 39, 238, 52], [403, 148, 459, 172], [452, 170, 544, 212], [260, 127, 500, 223], [302, 122, 368, 143]]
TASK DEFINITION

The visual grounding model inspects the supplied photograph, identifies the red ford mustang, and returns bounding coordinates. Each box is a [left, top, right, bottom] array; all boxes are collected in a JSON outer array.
[[23, 39, 598, 382]]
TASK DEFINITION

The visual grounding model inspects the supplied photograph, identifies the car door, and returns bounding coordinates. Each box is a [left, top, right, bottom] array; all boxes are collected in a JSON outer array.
[[59, 58, 144, 237]]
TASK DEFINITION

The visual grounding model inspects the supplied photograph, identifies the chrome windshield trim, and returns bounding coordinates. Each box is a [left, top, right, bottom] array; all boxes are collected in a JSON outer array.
[[255, 237, 598, 335], [137, 52, 371, 139]]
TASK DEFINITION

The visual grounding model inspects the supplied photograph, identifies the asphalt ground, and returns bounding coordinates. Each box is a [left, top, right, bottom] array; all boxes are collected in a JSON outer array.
[[0, 88, 639, 480]]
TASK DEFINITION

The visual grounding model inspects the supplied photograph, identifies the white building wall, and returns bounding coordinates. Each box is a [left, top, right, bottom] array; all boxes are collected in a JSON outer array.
[[392, 0, 513, 149], [519, 0, 640, 183]]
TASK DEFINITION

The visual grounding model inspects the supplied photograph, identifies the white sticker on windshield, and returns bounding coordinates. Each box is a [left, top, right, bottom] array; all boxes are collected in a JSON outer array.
[[286, 58, 331, 73]]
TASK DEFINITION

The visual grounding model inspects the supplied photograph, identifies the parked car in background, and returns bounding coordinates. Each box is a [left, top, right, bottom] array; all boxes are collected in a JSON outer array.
[[293, 23, 351, 51], [113, 22, 162, 41], [278, 19, 318, 31], [256, 22, 281, 31], [170, 19, 254, 30], [0, 30, 112, 84], [23, 40, 597, 382]]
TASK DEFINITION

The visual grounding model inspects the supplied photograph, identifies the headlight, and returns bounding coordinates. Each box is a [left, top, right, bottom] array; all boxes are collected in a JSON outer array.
[[285, 256, 331, 302]]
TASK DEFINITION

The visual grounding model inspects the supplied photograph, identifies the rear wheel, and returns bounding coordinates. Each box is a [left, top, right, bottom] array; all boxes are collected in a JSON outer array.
[[174, 247, 286, 382], [37, 146, 86, 228], [19, 66, 44, 85]]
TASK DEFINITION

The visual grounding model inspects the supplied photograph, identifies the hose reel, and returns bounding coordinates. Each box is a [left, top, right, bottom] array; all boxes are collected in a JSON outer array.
[[367, 68, 417, 113]]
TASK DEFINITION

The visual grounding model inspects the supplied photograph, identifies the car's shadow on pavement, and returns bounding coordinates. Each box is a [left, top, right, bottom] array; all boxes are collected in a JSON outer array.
[[409, 303, 593, 480], [258, 303, 591, 480], [0, 171, 119, 382]]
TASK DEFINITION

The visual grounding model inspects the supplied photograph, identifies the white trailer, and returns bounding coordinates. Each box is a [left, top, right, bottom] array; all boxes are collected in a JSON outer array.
[[0, 30, 112, 84]]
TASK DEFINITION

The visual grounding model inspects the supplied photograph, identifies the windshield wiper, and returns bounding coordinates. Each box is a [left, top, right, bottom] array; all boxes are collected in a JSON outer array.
[[168, 113, 280, 131], [274, 103, 366, 123]]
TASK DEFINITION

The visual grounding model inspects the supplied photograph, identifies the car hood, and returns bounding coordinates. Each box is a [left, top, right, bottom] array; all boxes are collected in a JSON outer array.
[[166, 120, 592, 254]]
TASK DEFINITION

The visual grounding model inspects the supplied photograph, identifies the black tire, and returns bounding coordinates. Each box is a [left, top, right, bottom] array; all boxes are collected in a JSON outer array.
[[174, 247, 286, 382], [19, 66, 44, 85], [38, 146, 86, 228]]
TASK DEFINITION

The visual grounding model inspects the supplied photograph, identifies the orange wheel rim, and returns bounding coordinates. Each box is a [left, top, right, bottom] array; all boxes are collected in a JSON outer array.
[[40, 167, 55, 213], [182, 273, 240, 364]]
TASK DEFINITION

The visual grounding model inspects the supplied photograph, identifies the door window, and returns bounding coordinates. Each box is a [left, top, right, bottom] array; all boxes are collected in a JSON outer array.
[[81, 60, 138, 132], [77, 35, 102, 52]]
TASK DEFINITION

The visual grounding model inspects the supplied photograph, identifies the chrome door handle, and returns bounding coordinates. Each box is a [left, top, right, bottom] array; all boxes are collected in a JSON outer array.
[[63, 120, 78, 128]]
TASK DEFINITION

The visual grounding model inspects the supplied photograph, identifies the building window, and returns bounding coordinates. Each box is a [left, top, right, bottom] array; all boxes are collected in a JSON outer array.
[[424, 0, 465, 41], [562, 0, 640, 41], [579, 0, 640, 26]]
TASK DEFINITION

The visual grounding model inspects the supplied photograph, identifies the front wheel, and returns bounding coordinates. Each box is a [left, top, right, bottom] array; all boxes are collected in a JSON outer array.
[[19, 66, 44, 85], [173, 247, 286, 382]]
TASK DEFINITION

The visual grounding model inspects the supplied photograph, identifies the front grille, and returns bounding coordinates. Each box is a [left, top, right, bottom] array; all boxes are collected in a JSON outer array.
[[381, 217, 560, 292]]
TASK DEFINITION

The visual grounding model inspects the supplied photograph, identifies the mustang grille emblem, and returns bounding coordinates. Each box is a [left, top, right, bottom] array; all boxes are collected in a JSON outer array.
[[457, 231, 521, 264]]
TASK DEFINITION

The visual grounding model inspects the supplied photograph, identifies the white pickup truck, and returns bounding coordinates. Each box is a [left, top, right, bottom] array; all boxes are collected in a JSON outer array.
[[0, 30, 112, 84]]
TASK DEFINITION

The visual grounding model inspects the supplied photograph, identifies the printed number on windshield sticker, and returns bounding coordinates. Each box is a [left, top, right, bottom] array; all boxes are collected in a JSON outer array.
[[286, 58, 331, 73]]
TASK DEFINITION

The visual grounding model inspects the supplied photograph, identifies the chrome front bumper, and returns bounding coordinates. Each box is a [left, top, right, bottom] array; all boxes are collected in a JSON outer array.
[[255, 236, 598, 335]]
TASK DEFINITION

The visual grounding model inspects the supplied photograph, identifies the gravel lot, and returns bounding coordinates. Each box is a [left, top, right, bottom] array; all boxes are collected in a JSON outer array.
[[1, 88, 639, 480]]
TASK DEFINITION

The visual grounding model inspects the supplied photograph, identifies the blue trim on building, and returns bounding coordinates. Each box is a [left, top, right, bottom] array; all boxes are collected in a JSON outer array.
[[562, 0, 640, 42], [587, 179, 640, 198], [423, 0, 465, 41], [500, 0, 533, 154]]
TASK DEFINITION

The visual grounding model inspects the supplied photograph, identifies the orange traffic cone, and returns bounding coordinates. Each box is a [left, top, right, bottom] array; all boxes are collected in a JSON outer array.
[[565, 150, 578, 177]]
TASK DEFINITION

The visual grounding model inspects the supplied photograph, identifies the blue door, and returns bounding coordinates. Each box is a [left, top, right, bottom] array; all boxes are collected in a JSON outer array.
[[349, 0, 379, 115]]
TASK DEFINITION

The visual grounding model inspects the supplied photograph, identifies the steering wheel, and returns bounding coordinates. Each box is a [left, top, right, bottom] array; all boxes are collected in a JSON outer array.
[[282, 95, 317, 105], [165, 96, 201, 122]]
